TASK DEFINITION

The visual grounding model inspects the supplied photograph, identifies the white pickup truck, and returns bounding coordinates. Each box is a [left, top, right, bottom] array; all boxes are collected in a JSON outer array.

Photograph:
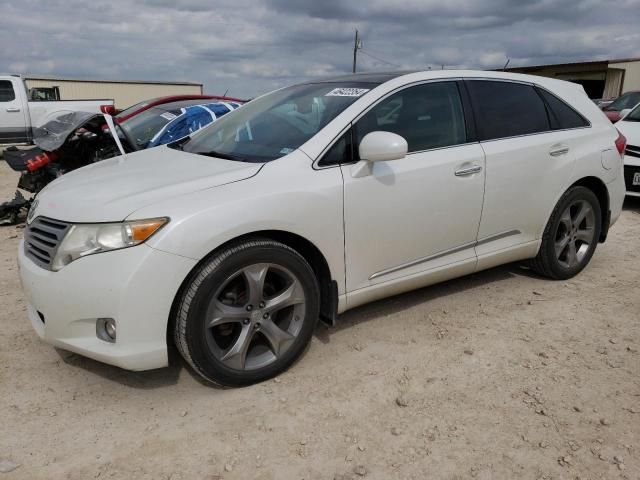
[[0, 75, 114, 145]]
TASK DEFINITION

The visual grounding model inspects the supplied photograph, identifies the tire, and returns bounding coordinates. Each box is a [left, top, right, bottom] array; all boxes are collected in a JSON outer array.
[[530, 186, 602, 280], [174, 239, 320, 387]]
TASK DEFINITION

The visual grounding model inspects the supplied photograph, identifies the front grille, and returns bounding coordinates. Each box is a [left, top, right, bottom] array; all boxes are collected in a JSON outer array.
[[626, 144, 640, 159], [24, 217, 71, 269], [624, 165, 640, 194]]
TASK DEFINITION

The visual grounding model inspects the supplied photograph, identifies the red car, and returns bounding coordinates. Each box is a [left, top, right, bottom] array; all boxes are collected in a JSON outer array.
[[115, 94, 247, 122], [601, 90, 640, 123]]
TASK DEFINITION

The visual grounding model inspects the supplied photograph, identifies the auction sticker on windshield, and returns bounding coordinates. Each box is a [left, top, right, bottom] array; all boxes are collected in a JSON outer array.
[[325, 88, 370, 97], [160, 112, 178, 121]]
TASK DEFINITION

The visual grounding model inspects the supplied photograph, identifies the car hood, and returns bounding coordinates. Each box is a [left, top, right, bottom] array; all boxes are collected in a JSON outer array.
[[33, 111, 100, 151], [33, 146, 262, 222], [617, 119, 640, 145]]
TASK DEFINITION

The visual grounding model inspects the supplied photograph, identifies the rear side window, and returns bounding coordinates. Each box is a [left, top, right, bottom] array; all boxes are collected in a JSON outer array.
[[0, 80, 16, 102], [538, 89, 589, 129], [467, 80, 549, 141]]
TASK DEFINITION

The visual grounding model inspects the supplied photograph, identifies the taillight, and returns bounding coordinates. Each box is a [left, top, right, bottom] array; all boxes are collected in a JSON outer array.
[[615, 129, 626, 156], [100, 104, 116, 115]]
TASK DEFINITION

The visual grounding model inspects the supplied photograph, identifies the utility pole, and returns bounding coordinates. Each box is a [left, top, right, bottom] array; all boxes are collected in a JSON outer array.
[[352, 29, 362, 73]]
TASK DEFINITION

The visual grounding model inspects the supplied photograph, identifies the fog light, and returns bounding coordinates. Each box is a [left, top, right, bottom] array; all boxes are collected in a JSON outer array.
[[96, 318, 116, 343]]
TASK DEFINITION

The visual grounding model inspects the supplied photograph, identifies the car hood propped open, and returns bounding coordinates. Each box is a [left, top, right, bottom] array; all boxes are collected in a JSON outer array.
[[33, 146, 262, 222], [33, 111, 100, 151]]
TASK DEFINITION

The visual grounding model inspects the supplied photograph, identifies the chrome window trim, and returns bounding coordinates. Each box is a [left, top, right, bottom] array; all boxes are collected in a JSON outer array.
[[477, 125, 592, 144], [312, 75, 594, 170], [404, 141, 481, 157]]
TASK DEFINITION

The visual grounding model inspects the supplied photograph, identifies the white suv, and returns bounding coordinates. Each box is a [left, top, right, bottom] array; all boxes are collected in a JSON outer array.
[[18, 70, 626, 386]]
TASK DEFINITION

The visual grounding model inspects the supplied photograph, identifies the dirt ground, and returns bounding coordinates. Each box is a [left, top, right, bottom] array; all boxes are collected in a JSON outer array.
[[0, 156, 638, 480]]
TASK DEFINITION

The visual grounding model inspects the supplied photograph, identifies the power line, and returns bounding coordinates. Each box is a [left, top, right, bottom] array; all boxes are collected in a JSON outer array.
[[358, 49, 402, 68]]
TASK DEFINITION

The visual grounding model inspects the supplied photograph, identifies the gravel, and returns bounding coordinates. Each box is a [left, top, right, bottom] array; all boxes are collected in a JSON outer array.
[[0, 161, 639, 479]]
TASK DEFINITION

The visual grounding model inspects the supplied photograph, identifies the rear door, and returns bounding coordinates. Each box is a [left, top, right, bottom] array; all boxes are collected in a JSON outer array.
[[466, 79, 582, 258], [0, 78, 29, 143]]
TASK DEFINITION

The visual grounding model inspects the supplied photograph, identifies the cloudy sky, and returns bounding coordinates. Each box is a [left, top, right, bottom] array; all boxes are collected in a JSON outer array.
[[1, 0, 639, 98]]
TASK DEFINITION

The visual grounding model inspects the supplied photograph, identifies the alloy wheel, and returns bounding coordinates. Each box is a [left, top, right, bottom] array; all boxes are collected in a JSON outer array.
[[554, 199, 596, 269], [205, 263, 307, 371]]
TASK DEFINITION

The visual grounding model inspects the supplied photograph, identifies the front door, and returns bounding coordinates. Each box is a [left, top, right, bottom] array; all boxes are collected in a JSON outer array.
[[341, 81, 485, 293], [0, 78, 29, 144]]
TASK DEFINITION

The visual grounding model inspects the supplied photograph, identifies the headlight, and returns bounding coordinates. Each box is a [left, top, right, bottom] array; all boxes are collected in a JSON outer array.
[[51, 218, 168, 271]]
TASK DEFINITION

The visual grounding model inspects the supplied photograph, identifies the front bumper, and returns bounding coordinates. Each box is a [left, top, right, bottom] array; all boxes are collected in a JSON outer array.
[[18, 240, 197, 371]]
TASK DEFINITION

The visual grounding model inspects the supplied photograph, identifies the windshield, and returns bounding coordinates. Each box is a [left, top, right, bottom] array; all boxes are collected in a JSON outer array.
[[119, 101, 239, 150], [116, 99, 152, 120], [606, 92, 640, 111], [624, 103, 640, 122], [180, 82, 376, 162], [119, 106, 179, 148]]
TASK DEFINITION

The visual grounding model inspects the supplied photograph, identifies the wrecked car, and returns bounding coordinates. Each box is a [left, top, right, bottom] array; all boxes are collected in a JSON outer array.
[[0, 99, 242, 224]]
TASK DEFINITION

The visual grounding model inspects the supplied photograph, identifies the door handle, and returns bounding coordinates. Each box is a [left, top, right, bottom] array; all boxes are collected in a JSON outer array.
[[5, 107, 20, 112], [549, 145, 569, 157], [455, 164, 482, 176]]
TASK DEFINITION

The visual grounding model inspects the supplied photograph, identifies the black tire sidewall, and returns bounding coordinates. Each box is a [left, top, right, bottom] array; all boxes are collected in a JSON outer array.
[[542, 187, 602, 280], [183, 242, 320, 386]]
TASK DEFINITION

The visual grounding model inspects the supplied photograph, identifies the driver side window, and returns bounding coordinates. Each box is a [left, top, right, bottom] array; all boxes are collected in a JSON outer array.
[[0, 80, 16, 102], [354, 82, 467, 156]]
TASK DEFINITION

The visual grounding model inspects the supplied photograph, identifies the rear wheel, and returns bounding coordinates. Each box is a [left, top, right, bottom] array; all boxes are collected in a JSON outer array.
[[531, 186, 601, 280], [174, 239, 320, 386]]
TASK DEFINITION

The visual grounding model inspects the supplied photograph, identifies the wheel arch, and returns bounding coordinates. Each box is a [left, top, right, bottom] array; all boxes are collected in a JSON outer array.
[[570, 176, 610, 242], [167, 230, 338, 347]]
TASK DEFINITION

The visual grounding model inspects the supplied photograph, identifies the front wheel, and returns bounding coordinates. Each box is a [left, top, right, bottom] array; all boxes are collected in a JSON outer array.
[[531, 186, 602, 280], [174, 239, 320, 387]]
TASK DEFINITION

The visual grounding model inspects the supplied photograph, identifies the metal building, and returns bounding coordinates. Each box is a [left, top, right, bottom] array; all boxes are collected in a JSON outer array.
[[505, 57, 640, 100], [23, 75, 203, 110]]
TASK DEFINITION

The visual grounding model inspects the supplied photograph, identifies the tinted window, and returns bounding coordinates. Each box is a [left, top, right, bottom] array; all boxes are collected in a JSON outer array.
[[319, 130, 352, 166], [355, 82, 466, 153], [467, 80, 549, 141], [0, 81, 15, 102], [538, 89, 589, 129]]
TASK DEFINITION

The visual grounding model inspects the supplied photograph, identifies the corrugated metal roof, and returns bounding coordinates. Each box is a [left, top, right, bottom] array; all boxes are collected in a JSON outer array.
[[16, 74, 202, 87], [505, 57, 640, 72]]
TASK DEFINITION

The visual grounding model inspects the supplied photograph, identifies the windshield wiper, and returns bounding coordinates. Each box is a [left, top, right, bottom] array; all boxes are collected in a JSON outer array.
[[197, 150, 246, 161], [168, 136, 190, 151]]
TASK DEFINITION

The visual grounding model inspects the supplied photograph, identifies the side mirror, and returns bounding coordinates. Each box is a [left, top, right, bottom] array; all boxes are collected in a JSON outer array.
[[358, 131, 408, 162], [619, 108, 632, 119]]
